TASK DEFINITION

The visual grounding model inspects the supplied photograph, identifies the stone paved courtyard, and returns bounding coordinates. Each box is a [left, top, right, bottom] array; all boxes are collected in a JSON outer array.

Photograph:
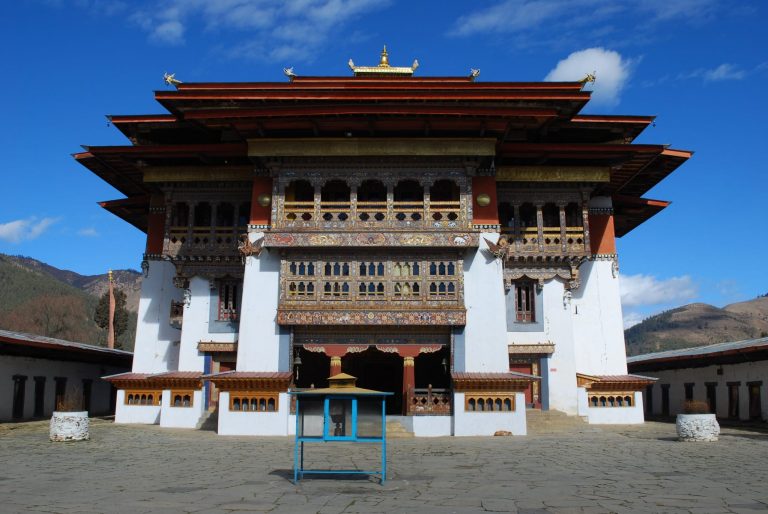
[[1, 419, 767, 513]]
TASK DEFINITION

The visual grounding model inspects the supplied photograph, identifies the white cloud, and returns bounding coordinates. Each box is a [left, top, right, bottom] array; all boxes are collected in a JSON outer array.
[[545, 48, 631, 106], [450, 0, 719, 39], [622, 311, 646, 329], [77, 227, 100, 237], [620, 273, 698, 308], [0, 217, 59, 244], [703, 63, 746, 81], [127, 0, 390, 62]]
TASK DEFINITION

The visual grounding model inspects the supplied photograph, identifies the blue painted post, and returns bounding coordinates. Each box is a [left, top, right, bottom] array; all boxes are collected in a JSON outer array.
[[381, 397, 387, 484]]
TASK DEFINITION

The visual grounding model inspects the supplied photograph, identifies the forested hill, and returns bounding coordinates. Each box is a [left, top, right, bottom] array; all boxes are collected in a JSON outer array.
[[0, 254, 141, 350], [625, 296, 768, 356]]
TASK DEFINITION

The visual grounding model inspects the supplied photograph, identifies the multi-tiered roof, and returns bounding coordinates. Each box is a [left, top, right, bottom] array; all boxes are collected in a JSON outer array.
[[75, 51, 690, 235]]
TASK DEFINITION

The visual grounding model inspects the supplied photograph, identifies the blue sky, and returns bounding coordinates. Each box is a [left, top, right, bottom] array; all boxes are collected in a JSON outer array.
[[1, 0, 766, 327]]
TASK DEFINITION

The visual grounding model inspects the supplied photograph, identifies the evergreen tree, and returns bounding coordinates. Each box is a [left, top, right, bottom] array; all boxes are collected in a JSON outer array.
[[94, 288, 129, 346]]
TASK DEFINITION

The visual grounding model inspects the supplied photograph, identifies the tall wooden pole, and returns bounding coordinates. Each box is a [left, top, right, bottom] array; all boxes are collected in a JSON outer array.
[[107, 269, 115, 349]]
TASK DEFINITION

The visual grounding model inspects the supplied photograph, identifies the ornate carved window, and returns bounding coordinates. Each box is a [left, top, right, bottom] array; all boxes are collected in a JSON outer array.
[[171, 390, 194, 408], [125, 391, 162, 406], [280, 255, 463, 307], [230, 392, 279, 412], [514, 281, 535, 322], [218, 279, 240, 321]]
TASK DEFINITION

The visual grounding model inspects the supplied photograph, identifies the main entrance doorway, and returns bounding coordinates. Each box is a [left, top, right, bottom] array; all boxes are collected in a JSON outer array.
[[292, 327, 452, 415]]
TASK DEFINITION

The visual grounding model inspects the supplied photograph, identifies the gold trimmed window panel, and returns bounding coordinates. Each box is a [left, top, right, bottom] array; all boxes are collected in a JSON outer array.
[[229, 392, 279, 412], [124, 390, 162, 406], [280, 254, 463, 309], [464, 394, 516, 412]]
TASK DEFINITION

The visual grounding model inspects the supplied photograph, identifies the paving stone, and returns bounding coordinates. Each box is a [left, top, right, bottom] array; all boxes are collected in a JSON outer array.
[[1, 421, 767, 513]]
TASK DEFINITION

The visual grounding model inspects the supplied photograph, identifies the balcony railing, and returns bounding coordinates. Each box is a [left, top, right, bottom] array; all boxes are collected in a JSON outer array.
[[165, 226, 244, 258], [279, 200, 464, 228], [500, 226, 587, 256], [407, 386, 452, 416]]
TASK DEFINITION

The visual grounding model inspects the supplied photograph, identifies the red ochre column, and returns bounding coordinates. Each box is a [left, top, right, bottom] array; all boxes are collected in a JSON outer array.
[[471, 176, 499, 226], [250, 177, 273, 226], [402, 356, 415, 415], [145, 196, 166, 255], [330, 356, 342, 376], [588, 212, 617, 254]]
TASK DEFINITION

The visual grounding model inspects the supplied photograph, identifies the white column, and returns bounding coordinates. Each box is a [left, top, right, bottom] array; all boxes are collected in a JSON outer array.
[[236, 232, 289, 371], [132, 260, 183, 373]]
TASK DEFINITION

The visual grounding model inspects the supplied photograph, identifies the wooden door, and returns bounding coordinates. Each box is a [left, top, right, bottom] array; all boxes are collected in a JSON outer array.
[[509, 362, 534, 406]]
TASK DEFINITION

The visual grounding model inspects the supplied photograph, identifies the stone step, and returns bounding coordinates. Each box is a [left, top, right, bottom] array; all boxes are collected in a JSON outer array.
[[386, 420, 414, 438], [526, 409, 590, 435], [196, 409, 219, 431]]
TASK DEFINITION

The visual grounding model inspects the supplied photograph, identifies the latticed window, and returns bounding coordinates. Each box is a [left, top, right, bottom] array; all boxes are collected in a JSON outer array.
[[218, 280, 240, 321], [514, 281, 535, 322]]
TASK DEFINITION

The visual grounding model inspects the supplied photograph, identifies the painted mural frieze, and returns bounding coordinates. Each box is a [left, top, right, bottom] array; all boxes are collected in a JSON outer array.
[[265, 231, 478, 248], [277, 308, 466, 326]]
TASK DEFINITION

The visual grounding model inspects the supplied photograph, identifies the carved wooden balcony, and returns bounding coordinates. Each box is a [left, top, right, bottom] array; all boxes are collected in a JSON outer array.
[[278, 199, 464, 230], [164, 225, 243, 259], [407, 387, 452, 416], [499, 225, 588, 261]]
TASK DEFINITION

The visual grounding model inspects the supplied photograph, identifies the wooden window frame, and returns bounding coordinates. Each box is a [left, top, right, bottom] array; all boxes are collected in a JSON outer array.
[[514, 281, 535, 323], [464, 393, 516, 412], [124, 390, 162, 406], [170, 390, 195, 408], [218, 279, 241, 321], [229, 392, 280, 412], [587, 392, 635, 408]]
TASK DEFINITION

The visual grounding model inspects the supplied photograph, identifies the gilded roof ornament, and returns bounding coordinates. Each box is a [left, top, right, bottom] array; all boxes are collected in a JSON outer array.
[[163, 72, 182, 88], [349, 45, 418, 77]]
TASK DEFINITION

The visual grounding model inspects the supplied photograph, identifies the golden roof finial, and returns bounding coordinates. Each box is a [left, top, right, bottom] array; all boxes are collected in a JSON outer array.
[[349, 46, 417, 77], [379, 45, 389, 67], [108, 269, 113, 283]]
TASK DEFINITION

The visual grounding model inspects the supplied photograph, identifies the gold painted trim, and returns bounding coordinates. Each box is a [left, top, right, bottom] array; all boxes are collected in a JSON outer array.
[[143, 166, 253, 183], [247, 138, 496, 157], [496, 166, 610, 182]]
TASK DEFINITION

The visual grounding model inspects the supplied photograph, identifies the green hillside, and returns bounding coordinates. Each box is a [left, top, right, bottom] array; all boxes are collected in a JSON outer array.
[[0, 254, 136, 350]]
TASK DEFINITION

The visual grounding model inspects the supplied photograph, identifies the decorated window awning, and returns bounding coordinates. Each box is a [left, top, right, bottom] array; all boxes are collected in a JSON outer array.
[[451, 371, 539, 392], [576, 373, 656, 391], [202, 371, 293, 391], [508, 343, 555, 355], [197, 341, 238, 353], [102, 371, 203, 389]]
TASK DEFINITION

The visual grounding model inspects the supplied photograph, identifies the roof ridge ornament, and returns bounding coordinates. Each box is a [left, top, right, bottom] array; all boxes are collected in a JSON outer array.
[[163, 72, 182, 88], [580, 71, 596, 88], [349, 45, 419, 77]]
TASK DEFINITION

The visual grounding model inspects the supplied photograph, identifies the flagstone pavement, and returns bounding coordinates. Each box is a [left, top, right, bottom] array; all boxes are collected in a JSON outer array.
[[0, 419, 767, 513]]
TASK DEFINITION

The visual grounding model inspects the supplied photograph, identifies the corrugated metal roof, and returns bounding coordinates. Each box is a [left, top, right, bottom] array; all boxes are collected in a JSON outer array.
[[0, 329, 133, 357], [627, 336, 768, 364]]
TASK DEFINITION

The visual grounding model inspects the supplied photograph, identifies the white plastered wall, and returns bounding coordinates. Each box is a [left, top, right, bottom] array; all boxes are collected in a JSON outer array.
[[577, 388, 644, 424], [159, 389, 205, 428], [452, 392, 527, 436], [132, 260, 182, 373], [176, 277, 237, 372], [508, 279, 579, 414], [571, 259, 628, 375], [642, 360, 768, 421], [0, 356, 126, 421], [457, 233, 509, 372], [216, 391, 291, 435], [236, 234, 288, 372], [114, 390, 161, 424]]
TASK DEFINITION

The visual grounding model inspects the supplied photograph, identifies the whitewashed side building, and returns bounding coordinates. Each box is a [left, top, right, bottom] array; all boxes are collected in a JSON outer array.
[[0, 330, 131, 421], [80, 51, 690, 435], [628, 337, 768, 421]]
